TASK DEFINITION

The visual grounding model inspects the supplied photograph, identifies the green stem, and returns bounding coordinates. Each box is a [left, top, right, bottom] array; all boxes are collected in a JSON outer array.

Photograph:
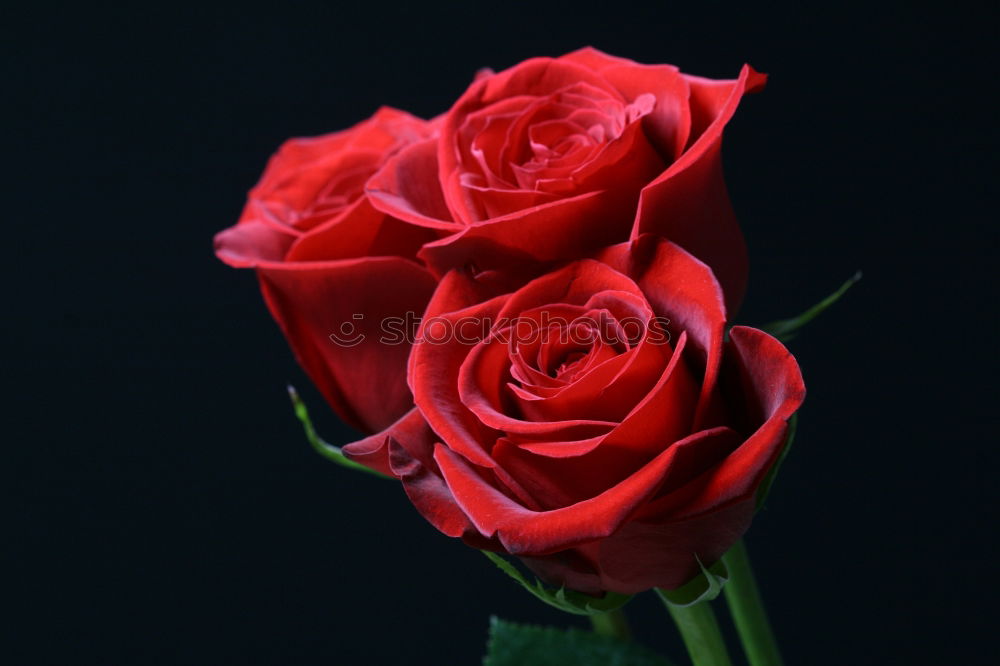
[[657, 593, 732, 666], [589, 608, 631, 641], [722, 540, 783, 666]]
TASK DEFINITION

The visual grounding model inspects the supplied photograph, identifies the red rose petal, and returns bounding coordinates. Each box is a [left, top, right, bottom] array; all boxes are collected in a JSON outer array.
[[434, 423, 739, 555], [389, 437, 477, 540], [284, 196, 436, 262], [631, 65, 765, 313], [440, 57, 624, 222], [416, 192, 630, 286], [408, 293, 510, 468], [672, 325, 805, 515], [214, 218, 299, 267], [365, 136, 463, 230], [342, 406, 431, 477], [257, 257, 436, 433], [598, 237, 726, 429]]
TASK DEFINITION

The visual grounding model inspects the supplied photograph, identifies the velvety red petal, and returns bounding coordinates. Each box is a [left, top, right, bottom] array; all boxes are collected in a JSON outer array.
[[509, 333, 672, 427], [434, 423, 733, 555], [671, 325, 805, 515], [455, 183, 559, 220], [494, 332, 697, 500], [417, 189, 632, 277], [459, 95, 536, 187], [439, 57, 624, 222], [631, 65, 765, 314], [594, 495, 755, 593], [341, 406, 432, 477], [598, 237, 727, 429], [684, 67, 767, 145], [365, 136, 463, 230], [545, 105, 665, 197], [498, 425, 740, 517], [214, 219, 299, 267], [519, 546, 606, 597], [495, 259, 644, 320], [569, 327, 803, 595], [345, 407, 496, 549], [420, 265, 521, 319], [558, 48, 693, 165], [423, 304, 618, 444], [389, 438, 480, 541], [513, 425, 746, 594], [408, 293, 509, 468], [459, 340, 617, 438], [639, 140, 748, 313], [592, 332, 698, 456], [250, 107, 431, 216], [284, 196, 436, 262], [635, 326, 804, 524], [452, 260, 667, 441], [601, 64, 691, 161], [257, 257, 436, 433]]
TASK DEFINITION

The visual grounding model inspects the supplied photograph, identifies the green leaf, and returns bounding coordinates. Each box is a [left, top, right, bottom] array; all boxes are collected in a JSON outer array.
[[755, 413, 798, 511], [482, 551, 632, 616], [287, 385, 392, 479], [656, 557, 729, 607], [762, 271, 862, 342], [484, 617, 674, 666]]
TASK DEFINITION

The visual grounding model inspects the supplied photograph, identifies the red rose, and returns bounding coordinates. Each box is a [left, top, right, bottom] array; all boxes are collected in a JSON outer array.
[[345, 236, 804, 594], [214, 107, 439, 433], [366, 48, 765, 313]]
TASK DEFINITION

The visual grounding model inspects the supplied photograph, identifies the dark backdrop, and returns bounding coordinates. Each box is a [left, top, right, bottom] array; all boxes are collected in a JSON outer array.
[[7, 2, 995, 664]]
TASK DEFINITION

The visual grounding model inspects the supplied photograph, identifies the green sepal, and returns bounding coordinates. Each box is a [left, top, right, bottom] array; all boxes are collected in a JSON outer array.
[[762, 270, 862, 342], [484, 617, 674, 666], [482, 551, 632, 616], [287, 385, 392, 479], [755, 413, 798, 511], [655, 557, 729, 608]]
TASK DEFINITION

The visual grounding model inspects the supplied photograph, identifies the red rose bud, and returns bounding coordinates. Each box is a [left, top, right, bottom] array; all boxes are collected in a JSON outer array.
[[366, 47, 765, 314], [345, 237, 804, 595], [214, 108, 440, 433]]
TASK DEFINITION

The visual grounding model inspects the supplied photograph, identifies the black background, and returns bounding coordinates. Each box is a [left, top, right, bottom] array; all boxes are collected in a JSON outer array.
[[6, 2, 996, 664]]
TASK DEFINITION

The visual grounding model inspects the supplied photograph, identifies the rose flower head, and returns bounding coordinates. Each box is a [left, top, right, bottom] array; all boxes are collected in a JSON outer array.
[[345, 237, 804, 595], [367, 47, 766, 313], [214, 107, 439, 433]]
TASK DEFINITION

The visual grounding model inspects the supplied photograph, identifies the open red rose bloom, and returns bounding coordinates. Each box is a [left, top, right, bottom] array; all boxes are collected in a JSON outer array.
[[214, 108, 439, 433], [215, 48, 804, 596], [368, 47, 765, 313], [344, 237, 804, 594]]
